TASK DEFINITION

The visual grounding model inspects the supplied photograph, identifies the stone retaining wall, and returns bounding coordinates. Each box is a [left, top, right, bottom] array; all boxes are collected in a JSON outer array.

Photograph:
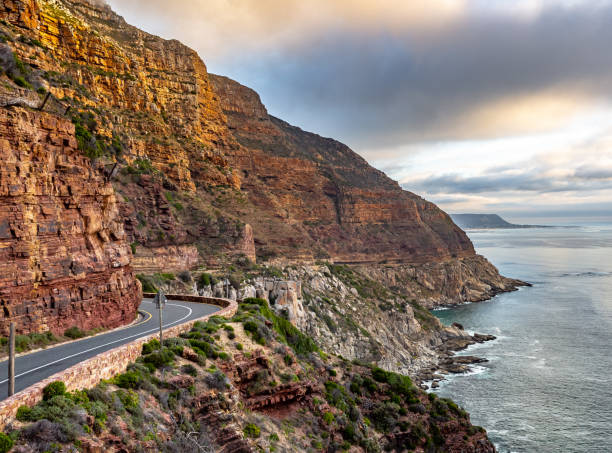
[[0, 296, 237, 429]]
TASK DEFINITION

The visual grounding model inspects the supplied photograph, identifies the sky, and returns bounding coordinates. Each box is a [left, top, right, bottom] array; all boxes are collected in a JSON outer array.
[[105, 0, 612, 224]]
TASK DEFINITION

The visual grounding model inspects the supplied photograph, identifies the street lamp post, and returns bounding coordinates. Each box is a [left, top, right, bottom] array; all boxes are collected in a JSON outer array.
[[153, 290, 167, 349]]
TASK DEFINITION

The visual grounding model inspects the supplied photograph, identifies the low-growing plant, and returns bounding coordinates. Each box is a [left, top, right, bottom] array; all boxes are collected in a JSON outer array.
[[0, 432, 13, 453], [64, 326, 86, 339], [43, 381, 66, 401], [113, 370, 143, 389], [143, 349, 174, 369], [142, 338, 161, 354], [181, 364, 198, 377], [243, 423, 260, 438]]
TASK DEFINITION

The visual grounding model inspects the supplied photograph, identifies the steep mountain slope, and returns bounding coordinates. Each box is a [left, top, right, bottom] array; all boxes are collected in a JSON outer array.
[[212, 73, 475, 265], [0, 0, 522, 329]]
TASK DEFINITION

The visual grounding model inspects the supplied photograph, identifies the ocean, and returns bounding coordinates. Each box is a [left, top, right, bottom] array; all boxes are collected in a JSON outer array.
[[432, 225, 612, 453]]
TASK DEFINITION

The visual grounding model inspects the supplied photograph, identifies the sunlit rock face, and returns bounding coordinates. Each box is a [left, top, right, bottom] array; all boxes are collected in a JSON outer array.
[[0, 108, 140, 334], [0, 0, 518, 311]]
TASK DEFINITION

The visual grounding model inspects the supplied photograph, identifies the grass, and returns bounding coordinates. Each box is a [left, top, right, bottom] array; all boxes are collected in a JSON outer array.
[[239, 298, 319, 355], [0, 327, 106, 356]]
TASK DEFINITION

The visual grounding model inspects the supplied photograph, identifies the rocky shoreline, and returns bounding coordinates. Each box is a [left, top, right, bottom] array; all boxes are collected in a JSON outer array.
[[416, 323, 497, 389]]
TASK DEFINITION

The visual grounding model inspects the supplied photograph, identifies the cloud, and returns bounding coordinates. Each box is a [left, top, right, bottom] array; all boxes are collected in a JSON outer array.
[[108, 0, 612, 148]]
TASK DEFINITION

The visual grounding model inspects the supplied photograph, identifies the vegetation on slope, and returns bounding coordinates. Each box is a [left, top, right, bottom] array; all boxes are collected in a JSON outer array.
[[3, 299, 492, 452]]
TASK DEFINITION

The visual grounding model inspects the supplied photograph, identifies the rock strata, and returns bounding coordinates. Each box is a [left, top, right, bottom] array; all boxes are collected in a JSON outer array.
[[0, 107, 140, 334]]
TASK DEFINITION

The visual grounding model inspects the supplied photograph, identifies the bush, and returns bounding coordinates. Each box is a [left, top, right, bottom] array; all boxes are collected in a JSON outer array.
[[370, 402, 400, 433], [143, 349, 174, 369], [205, 370, 228, 390], [372, 367, 389, 383], [64, 326, 86, 339], [0, 433, 12, 453], [13, 76, 32, 89], [197, 273, 216, 288], [181, 364, 198, 377], [115, 389, 139, 412], [243, 423, 260, 438], [269, 433, 280, 442], [142, 338, 161, 355], [113, 371, 143, 389], [136, 274, 157, 293], [16, 405, 32, 421], [323, 412, 335, 424], [43, 381, 66, 401]]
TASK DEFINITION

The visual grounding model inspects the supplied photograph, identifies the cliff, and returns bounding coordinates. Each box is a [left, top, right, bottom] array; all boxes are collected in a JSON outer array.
[[1, 0, 505, 269], [0, 0, 523, 332], [0, 106, 140, 335], [212, 73, 476, 265]]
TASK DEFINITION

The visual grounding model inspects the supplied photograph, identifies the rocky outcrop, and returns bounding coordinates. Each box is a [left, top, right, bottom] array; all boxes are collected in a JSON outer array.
[[0, 107, 139, 334], [356, 255, 526, 309], [0, 0, 521, 330], [212, 73, 476, 265], [2, 1, 513, 287]]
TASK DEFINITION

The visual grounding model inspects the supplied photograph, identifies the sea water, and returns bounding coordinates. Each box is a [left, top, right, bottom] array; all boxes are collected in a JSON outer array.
[[432, 225, 612, 453]]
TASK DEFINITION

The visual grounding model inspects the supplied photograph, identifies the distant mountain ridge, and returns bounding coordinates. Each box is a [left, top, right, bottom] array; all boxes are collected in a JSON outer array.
[[451, 214, 548, 229]]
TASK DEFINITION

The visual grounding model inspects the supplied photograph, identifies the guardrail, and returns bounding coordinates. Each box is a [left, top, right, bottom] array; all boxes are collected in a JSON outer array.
[[0, 295, 237, 429]]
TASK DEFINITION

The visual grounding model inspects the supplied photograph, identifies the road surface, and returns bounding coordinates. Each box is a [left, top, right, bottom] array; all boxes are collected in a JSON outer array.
[[0, 298, 221, 399]]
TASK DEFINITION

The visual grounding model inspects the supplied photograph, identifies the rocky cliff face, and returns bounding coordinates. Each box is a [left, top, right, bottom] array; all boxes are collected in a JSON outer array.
[[0, 0, 521, 326], [210, 75, 522, 304], [0, 106, 139, 335], [212, 74, 476, 265]]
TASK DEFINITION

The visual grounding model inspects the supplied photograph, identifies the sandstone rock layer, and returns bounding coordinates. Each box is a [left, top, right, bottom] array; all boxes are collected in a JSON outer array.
[[0, 0, 521, 309], [0, 107, 140, 334]]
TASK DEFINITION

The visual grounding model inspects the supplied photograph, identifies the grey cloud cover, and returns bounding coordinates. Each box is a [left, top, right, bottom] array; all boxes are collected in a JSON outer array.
[[107, 0, 612, 148], [221, 3, 612, 148], [404, 164, 612, 195]]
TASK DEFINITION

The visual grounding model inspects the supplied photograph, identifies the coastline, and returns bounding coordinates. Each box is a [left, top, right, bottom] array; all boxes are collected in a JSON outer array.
[[416, 285, 533, 389]]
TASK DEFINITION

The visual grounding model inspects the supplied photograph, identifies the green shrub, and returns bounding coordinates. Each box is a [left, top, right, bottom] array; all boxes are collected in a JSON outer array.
[[142, 338, 160, 354], [143, 349, 174, 368], [235, 343, 243, 351], [43, 381, 66, 401], [177, 270, 191, 283], [113, 371, 142, 389], [323, 412, 335, 424], [269, 433, 280, 442], [0, 433, 13, 453], [243, 423, 260, 438], [64, 326, 86, 339], [197, 273, 216, 287], [370, 402, 400, 433], [136, 274, 157, 293], [181, 364, 198, 377], [240, 298, 319, 355], [342, 423, 357, 443], [16, 405, 32, 422], [115, 389, 139, 412], [13, 76, 32, 89], [372, 367, 389, 383]]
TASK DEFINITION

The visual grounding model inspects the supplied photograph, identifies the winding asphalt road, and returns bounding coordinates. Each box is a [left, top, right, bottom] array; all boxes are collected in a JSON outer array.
[[0, 298, 221, 400]]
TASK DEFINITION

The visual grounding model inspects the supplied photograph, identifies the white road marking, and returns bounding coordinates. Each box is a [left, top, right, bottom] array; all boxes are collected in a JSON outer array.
[[0, 302, 196, 385]]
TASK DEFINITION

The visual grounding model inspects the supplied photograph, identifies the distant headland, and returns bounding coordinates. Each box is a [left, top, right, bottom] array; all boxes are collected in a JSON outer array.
[[451, 213, 551, 229]]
